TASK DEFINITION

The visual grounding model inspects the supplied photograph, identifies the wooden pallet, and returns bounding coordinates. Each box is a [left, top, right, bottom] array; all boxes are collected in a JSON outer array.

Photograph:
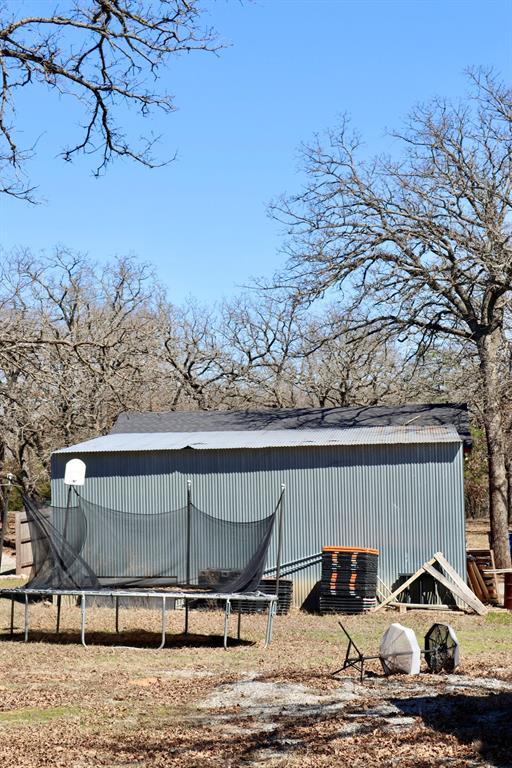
[[467, 549, 498, 604], [372, 552, 488, 615]]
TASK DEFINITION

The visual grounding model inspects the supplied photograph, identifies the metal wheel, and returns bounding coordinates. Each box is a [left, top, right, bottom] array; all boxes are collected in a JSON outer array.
[[424, 623, 459, 673]]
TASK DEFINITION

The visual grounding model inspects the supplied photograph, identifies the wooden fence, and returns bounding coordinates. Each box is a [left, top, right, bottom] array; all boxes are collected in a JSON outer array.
[[15, 509, 50, 577]]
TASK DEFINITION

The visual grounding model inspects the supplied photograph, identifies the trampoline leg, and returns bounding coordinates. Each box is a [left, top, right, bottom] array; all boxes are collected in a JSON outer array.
[[10, 598, 14, 638], [223, 599, 231, 650], [265, 600, 276, 647], [237, 610, 241, 641], [56, 595, 62, 635], [184, 599, 189, 636], [24, 593, 29, 643], [115, 596, 120, 634], [80, 593, 87, 648], [157, 596, 167, 650]]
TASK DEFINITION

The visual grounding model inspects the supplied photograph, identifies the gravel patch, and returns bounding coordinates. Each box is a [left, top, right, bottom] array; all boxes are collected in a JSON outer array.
[[199, 678, 363, 719]]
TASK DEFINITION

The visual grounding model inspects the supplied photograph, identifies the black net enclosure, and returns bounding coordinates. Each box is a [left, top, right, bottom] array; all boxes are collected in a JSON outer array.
[[22, 491, 278, 594]]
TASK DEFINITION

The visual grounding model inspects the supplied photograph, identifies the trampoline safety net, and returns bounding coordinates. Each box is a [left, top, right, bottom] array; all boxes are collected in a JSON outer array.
[[22, 493, 277, 594]]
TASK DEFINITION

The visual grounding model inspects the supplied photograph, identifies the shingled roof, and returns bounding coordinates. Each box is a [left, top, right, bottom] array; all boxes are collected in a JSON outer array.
[[111, 403, 471, 448]]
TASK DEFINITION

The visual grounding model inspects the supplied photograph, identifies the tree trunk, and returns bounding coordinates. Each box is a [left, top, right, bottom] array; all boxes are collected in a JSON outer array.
[[506, 454, 512, 527], [478, 332, 511, 568]]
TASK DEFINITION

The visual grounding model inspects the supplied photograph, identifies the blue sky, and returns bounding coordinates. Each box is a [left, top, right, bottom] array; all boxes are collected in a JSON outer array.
[[0, 0, 511, 304]]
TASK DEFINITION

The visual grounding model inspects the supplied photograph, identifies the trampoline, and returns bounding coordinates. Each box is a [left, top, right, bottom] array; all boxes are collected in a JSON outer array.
[[2, 587, 277, 650], [0, 463, 285, 650]]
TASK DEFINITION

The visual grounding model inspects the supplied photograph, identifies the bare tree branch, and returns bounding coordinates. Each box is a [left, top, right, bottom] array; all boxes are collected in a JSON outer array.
[[0, 0, 221, 198], [271, 70, 512, 566]]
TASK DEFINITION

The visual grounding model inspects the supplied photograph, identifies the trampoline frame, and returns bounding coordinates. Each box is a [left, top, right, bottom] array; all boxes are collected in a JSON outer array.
[[1, 588, 277, 650]]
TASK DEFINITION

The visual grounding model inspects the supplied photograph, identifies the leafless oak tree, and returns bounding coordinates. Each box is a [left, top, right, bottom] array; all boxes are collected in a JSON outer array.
[[0, 0, 219, 198], [297, 308, 404, 408], [220, 293, 305, 408], [159, 299, 232, 410], [272, 70, 512, 567], [0, 246, 502, 523], [0, 248, 162, 494]]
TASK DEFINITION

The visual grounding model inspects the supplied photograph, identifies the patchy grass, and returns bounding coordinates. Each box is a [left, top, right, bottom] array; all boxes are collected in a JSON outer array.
[[0, 575, 27, 588], [0, 600, 510, 766], [0, 705, 83, 725], [485, 610, 512, 625]]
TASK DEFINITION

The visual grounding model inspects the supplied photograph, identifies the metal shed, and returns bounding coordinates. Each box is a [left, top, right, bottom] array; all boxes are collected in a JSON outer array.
[[51, 421, 466, 608]]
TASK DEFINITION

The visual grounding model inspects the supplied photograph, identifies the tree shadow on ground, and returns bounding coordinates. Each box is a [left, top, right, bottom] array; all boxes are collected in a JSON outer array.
[[0, 629, 254, 649], [393, 692, 512, 767]]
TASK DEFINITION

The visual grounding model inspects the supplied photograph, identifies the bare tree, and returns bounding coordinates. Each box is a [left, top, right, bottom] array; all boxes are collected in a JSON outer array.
[[0, 248, 162, 494], [219, 294, 406, 409], [0, 1, 219, 199], [296, 308, 404, 408], [272, 70, 512, 567], [159, 299, 230, 410], [220, 293, 305, 408], [1, 244, 504, 512]]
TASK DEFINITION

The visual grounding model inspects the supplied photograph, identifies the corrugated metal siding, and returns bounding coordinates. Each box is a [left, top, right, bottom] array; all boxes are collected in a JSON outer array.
[[54, 425, 460, 453], [50, 442, 466, 608]]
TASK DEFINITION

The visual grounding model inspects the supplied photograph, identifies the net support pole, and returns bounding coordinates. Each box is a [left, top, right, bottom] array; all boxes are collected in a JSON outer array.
[[61, 485, 73, 560], [274, 483, 286, 607], [186, 480, 192, 585], [185, 480, 192, 635]]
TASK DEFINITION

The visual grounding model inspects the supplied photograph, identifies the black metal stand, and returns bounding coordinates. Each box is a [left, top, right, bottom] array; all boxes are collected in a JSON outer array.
[[333, 622, 381, 682]]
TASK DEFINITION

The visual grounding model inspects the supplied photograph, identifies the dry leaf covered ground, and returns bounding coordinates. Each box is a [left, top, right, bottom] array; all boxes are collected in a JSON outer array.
[[0, 596, 510, 768]]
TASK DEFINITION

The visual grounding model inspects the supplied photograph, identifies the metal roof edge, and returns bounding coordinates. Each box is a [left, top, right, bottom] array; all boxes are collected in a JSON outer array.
[[53, 425, 462, 455]]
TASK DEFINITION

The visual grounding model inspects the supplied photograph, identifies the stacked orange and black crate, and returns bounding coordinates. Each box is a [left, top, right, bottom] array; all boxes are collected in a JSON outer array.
[[320, 546, 379, 614]]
